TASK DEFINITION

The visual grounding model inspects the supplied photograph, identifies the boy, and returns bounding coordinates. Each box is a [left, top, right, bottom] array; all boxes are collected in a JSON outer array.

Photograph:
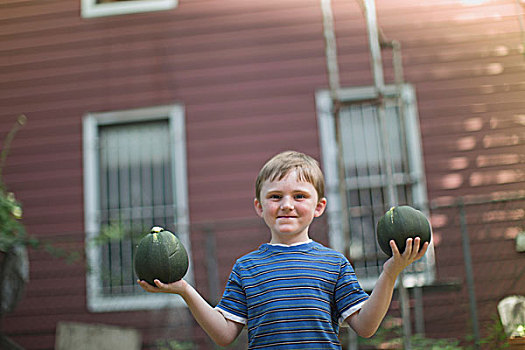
[[138, 150, 429, 348]]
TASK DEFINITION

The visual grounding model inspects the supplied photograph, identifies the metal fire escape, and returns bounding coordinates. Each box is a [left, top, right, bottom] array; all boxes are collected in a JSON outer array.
[[320, 0, 418, 348]]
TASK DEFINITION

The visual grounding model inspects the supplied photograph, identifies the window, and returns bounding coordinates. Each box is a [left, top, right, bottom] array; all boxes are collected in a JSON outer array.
[[316, 84, 435, 290], [81, 0, 177, 18], [83, 105, 190, 311]]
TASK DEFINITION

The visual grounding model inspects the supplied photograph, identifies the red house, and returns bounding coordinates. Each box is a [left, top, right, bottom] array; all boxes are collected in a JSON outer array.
[[1, 0, 524, 348]]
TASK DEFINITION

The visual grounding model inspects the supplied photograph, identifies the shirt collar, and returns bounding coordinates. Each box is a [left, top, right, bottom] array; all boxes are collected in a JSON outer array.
[[267, 239, 313, 247]]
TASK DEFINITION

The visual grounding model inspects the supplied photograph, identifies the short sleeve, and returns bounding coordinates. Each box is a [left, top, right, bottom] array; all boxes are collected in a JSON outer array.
[[215, 263, 248, 325], [334, 258, 369, 323]]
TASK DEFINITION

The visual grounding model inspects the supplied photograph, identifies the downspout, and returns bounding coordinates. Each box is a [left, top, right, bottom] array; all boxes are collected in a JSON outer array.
[[320, 0, 351, 262], [319, 2, 356, 348]]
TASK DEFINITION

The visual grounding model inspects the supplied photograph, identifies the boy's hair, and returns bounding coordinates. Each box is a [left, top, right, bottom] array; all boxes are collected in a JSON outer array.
[[255, 150, 325, 202]]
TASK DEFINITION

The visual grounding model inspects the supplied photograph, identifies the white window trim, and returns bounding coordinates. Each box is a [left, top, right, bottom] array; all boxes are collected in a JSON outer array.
[[83, 104, 191, 312], [316, 84, 436, 290], [81, 0, 177, 18]]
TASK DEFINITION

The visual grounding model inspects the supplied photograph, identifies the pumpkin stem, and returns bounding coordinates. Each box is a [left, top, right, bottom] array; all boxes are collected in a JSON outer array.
[[389, 207, 395, 224], [151, 226, 164, 233]]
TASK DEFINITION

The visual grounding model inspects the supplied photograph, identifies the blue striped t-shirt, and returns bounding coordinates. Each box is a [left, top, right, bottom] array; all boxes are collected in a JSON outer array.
[[215, 241, 369, 349]]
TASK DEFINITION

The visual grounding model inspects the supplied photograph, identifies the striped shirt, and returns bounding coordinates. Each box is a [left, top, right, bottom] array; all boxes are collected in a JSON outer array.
[[215, 241, 369, 349]]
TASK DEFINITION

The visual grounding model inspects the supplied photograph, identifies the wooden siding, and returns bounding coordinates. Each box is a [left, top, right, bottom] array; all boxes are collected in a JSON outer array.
[[0, 0, 524, 348]]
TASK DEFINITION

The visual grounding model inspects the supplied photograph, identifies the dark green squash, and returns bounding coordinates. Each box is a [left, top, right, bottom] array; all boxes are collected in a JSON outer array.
[[134, 226, 189, 285], [376, 206, 432, 257]]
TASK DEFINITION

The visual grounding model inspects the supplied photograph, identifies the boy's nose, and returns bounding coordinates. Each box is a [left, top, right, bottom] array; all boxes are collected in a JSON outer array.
[[280, 197, 294, 210]]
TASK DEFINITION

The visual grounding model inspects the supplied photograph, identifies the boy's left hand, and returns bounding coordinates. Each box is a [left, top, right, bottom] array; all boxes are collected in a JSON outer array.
[[382, 237, 429, 282]]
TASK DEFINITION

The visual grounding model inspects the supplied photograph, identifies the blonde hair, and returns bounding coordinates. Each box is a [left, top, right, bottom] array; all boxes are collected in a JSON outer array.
[[255, 151, 325, 202]]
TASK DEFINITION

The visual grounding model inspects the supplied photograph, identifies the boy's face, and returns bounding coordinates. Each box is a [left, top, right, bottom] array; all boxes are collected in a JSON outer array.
[[254, 170, 327, 244]]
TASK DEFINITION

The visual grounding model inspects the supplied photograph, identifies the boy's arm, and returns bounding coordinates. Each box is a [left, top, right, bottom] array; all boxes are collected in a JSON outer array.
[[138, 279, 244, 346], [346, 237, 429, 338]]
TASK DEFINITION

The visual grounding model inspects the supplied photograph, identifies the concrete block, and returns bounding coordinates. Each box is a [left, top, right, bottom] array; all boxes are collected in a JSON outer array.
[[55, 322, 141, 350], [516, 231, 525, 253]]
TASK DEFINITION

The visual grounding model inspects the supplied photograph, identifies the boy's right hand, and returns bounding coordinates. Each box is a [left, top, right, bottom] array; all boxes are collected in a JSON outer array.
[[137, 279, 187, 294]]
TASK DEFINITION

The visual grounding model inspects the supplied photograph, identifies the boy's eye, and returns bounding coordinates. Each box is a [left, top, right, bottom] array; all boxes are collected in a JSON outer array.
[[269, 194, 281, 200], [294, 194, 307, 199]]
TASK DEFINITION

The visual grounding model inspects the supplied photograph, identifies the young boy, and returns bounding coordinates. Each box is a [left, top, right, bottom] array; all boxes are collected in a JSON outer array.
[[138, 150, 429, 349]]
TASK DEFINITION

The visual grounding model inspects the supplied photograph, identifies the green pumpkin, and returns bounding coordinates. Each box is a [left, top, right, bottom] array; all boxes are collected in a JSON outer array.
[[376, 206, 432, 257], [134, 226, 189, 285]]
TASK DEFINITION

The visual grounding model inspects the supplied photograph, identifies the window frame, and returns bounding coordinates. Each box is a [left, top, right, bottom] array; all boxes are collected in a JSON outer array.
[[316, 84, 435, 290], [83, 104, 191, 312], [81, 0, 177, 18]]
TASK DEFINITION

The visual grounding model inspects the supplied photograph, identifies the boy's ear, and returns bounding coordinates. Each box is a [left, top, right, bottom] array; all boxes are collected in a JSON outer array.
[[314, 197, 327, 217], [254, 198, 263, 217]]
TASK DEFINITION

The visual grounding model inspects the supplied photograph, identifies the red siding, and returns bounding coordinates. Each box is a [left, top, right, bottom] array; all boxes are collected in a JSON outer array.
[[0, 0, 524, 348]]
